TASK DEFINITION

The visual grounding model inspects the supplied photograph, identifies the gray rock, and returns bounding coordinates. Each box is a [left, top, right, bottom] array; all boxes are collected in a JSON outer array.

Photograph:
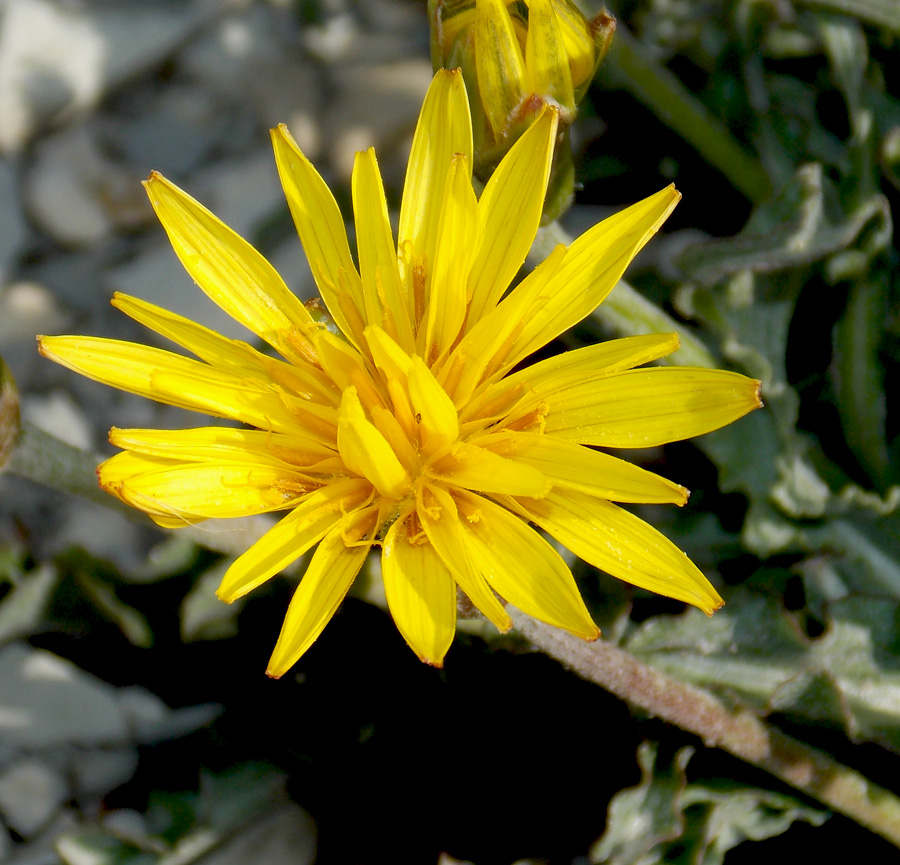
[[21, 392, 94, 451], [68, 748, 139, 800], [0, 0, 106, 154], [24, 126, 139, 248], [0, 0, 218, 154], [0, 161, 26, 283], [0, 758, 68, 838], [0, 643, 129, 748]]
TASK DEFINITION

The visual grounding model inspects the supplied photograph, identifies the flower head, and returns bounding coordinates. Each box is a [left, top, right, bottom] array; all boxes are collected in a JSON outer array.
[[39, 70, 761, 677]]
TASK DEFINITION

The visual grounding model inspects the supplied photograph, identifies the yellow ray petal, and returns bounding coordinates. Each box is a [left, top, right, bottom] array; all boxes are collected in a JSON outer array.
[[108, 426, 340, 470], [266, 515, 373, 677], [501, 185, 681, 372], [98, 451, 314, 521], [455, 490, 598, 638], [408, 356, 459, 460], [524, 0, 574, 110], [476, 431, 688, 504], [461, 332, 680, 424], [438, 241, 568, 408], [271, 124, 366, 349], [382, 512, 457, 666], [111, 293, 337, 405], [466, 105, 557, 324], [427, 440, 550, 497], [417, 482, 512, 632], [351, 148, 414, 349], [476, 0, 527, 140], [38, 335, 302, 433], [510, 488, 724, 613], [397, 69, 472, 296], [337, 386, 411, 499], [143, 172, 317, 365], [538, 367, 763, 447], [218, 477, 372, 602], [314, 330, 384, 414], [421, 152, 478, 363], [365, 325, 413, 382]]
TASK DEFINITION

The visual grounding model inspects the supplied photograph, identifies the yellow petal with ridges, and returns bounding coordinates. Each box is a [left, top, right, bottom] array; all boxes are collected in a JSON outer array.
[[476, 431, 688, 504], [382, 513, 457, 666], [427, 440, 549, 496], [111, 293, 337, 405], [271, 124, 366, 349], [539, 367, 763, 447], [143, 173, 317, 365], [525, 0, 575, 109], [352, 148, 414, 350], [218, 477, 372, 603], [466, 104, 557, 324], [408, 356, 459, 459], [439, 241, 568, 408], [38, 335, 301, 433], [476, 0, 527, 140], [417, 482, 512, 632], [337, 386, 410, 499], [109, 427, 340, 470], [422, 153, 478, 363], [365, 325, 413, 383], [398, 69, 472, 297], [511, 488, 724, 614], [502, 185, 681, 371], [266, 515, 373, 677], [455, 490, 598, 638], [461, 332, 680, 424], [98, 451, 312, 520]]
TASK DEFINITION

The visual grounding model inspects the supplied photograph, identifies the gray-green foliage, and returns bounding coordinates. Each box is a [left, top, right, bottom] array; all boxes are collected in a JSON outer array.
[[625, 0, 900, 741], [591, 743, 827, 865]]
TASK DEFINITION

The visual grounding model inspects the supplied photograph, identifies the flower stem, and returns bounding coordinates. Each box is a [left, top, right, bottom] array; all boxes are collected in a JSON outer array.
[[511, 608, 900, 848], [601, 24, 771, 204], [532, 221, 718, 368]]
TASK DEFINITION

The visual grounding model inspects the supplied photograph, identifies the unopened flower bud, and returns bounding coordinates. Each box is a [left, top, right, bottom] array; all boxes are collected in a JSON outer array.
[[429, 0, 615, 217]]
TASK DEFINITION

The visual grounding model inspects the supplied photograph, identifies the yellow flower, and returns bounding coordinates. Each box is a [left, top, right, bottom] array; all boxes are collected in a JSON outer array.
[[429, 0, 615, 176], [38, 70, 761, 677]]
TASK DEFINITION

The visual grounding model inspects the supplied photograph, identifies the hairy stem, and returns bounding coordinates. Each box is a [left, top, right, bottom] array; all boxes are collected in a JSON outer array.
[[511, 609, 900, 848]]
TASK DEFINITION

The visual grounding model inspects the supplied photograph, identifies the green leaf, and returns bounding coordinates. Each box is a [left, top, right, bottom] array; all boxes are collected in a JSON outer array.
[[0, 550, 58, 644], [590, 742, 827, 865], [798, 0, 900, 36], [590, 742, 691, 865], [676, 164, 889, 285], [832, 279, 891, 485], [76, 572, 154, 649]]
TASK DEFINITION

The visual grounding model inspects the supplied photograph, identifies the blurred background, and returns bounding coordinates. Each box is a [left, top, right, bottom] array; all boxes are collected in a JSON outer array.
[[1, 0, 899, 862]]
